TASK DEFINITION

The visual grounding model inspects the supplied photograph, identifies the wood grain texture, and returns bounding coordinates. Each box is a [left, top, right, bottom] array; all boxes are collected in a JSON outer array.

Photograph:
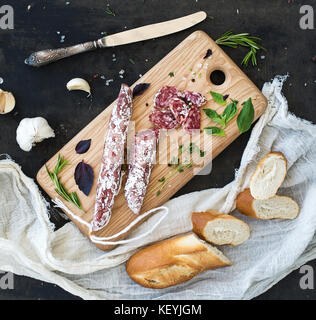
[[36, 31, 267, 251]]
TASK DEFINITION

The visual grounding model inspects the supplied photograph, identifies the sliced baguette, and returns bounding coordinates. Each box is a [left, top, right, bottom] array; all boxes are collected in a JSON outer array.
[[250, 152, 287, 200], [192, 210, 250, 246], [236, 188, 299, 220], [126, 233, 231, 289]]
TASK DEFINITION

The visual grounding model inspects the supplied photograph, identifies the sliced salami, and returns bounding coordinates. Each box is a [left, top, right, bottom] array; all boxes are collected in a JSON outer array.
[[149, 109, 179, 129], [181, 90, 207, 108], [92, 83, 133, 232], [154, 86, 180, 109], [169, 98, 190, 124], [182, 107, 201, 133], [125, 129, 159, 214]]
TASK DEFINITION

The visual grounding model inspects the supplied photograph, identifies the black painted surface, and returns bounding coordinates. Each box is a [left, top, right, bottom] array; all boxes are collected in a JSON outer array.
[[0, 0, 315, 300]]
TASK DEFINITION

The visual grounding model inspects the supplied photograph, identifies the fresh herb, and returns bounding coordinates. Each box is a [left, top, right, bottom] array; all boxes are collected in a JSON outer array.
[[203, 49, 212, 59], [129, 58, 135, 65], [210, 91, 227, 105], [204, 127, 226, 137], [105, 6, 116, 16], [74, 160, 94, 196], [156, 161, 192, 196], [46, 155, 83, 211], [156, 143, 205, 196], [189, 142, 198, 154], [168, 72, 175, 77], [237, 98, 255, 133], [223, 94, 229, 101], [132, 83, 150, 97], [203, 108, 226, 127], [75, 139, 91, 154], [215, 31, 266, 66], [203, 100, 238, 129], [221, 100, 238, 125]]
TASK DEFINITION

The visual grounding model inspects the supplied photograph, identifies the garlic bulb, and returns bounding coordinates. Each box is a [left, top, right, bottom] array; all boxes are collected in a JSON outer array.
[[66, 78, 91, 96], [16, 117, 55, 152], [0, 89, 15, 114]]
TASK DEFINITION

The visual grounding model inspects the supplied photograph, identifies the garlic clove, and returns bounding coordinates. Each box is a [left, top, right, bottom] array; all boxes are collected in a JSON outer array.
[[66, 78, 91, 97], [0, 89, 16, 114]]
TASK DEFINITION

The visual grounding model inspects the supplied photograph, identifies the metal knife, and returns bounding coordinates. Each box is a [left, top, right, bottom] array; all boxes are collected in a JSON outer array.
[[25, 11, 207, 67]]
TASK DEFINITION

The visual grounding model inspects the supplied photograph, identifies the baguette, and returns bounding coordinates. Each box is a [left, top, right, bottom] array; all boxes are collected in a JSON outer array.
[[250, 152, 287, 200], [126, 233, 231, 289], [192, 210, 250, 246], [236, 188, 299, 220]]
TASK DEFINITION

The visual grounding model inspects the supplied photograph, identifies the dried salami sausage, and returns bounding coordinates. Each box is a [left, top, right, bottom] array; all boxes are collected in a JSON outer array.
[[92, 83, 133, 232], [169, 98, 190, 124], [182, 107, 201, 134], [149, 109, 179, 129], [125, 129, 158, 214], [181, 90, 207, 108], [154, 86, 180, 109]]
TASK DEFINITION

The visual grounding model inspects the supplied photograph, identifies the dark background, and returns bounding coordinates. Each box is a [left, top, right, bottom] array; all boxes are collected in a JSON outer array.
[[0, 0, 315, 300]]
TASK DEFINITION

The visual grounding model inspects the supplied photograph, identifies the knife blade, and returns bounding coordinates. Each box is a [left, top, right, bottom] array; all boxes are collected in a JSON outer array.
[[25, 11, 207, 67]]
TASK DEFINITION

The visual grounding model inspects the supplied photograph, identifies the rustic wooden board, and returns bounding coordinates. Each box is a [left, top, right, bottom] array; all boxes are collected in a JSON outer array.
[[36, 31, 267, 250]]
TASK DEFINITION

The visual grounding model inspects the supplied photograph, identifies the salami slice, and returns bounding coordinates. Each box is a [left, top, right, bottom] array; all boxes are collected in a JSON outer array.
[[182, 107, 201, 134], [149, 109, 179, 129], [92, 83, 133, 232], [169, 98, 190, 124], [125, 129, 159, 214], [181, 90, 207, 108], [154, 86, 180, 109]]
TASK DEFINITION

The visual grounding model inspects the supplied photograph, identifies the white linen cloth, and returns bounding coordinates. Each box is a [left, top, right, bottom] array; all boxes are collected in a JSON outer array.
[[0, 75, 316, 300]]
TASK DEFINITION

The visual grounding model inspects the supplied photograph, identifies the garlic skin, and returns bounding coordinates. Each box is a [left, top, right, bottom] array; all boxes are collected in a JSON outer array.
[[16, 117, 55, 152], [66, 78, 91, 96], [0, 89, 15, 114]]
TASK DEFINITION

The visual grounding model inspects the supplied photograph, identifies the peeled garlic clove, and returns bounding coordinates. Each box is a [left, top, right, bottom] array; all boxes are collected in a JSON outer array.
[[0, 89, 15, 114], [66, 78, 91, 97]]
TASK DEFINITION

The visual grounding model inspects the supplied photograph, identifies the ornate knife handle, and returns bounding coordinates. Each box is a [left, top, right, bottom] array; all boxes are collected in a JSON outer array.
[[24, 39, 104, 67]]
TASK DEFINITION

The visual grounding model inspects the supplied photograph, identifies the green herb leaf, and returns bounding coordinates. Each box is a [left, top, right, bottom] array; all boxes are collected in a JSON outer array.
[[129, 58, 135, 65], [203, 108, 226, 127], [210, 91, 227, 105], [200, 150, 205, 157], [204, 127, 226, 137], [179, 144, 184, 153], [237, 98, 255, 133], [222, 100, 238, 125], [158, 177, 165, 183], [168, 72, 175, 77]]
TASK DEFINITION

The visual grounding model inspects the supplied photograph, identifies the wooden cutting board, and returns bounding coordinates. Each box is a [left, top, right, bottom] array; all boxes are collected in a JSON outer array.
[[36, 31, 267, 251]]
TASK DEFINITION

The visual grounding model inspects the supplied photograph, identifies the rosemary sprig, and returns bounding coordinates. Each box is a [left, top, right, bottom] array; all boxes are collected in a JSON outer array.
[[46, 155, 83, 211], [215, 31, 266, 66], [105, 6, 116, 16]]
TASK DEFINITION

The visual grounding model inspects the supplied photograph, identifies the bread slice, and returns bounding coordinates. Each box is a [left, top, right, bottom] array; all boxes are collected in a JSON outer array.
[[126, 233, 231, 289], [236, 188, 299, 220], [250, 152, 287, 200], [192, 210, 250, 246]]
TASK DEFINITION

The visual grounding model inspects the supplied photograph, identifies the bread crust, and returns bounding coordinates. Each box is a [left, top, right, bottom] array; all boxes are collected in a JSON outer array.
[[126, 233, 230, 289], [236, 188, 300, 220], [236, 189, 259, 218], [250, 151, 287, 200], [192, 210, 249, 246]]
